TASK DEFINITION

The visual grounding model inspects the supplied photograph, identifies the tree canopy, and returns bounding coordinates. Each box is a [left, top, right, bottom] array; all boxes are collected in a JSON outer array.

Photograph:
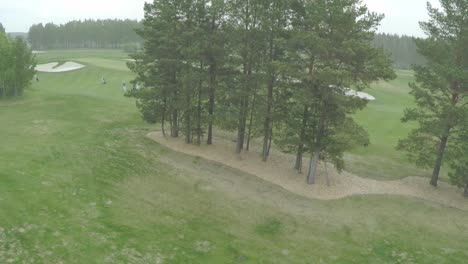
[[128, 0, 395, 183], [0, 32, 36, 99], [398, 0, 468, 188]]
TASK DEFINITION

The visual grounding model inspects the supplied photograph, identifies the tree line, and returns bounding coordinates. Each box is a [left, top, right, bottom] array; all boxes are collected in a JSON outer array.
[[28, 19, 142, 50], [0, 27, 36, 99], [127, 0, 395, 183], [23, 18, 426, 70], [398, 0, 468, 196], [373, 33, 426, 70]]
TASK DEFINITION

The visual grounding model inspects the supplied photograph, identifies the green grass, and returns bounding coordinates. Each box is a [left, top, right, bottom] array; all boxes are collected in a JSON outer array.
[[0, 50, 467, 263], [347, 70, 441, 180]]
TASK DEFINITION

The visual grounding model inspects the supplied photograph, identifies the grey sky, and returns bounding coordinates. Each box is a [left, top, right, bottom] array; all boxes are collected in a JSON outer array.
[[363, 0, 441, 37], [1, 0, 440, 36]]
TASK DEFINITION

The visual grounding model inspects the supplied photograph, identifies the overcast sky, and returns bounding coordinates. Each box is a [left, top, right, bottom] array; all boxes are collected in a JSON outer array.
[[1, 0, 441, 36]]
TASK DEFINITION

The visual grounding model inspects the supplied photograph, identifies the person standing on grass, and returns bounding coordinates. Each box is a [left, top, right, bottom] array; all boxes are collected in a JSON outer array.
[[122, 81, 127, 92], [34, 74, 39, 82], [101, 76, 106, 85]]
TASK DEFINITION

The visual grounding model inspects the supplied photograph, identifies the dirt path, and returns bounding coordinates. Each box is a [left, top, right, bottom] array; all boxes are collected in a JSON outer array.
[[147, 131, 468, 210]]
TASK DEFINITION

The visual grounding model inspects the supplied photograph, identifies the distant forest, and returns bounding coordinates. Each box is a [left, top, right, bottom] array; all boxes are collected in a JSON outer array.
[[27, 19, 142, 50], [373, 33, 425, 69], [25, 19, 422, 69]]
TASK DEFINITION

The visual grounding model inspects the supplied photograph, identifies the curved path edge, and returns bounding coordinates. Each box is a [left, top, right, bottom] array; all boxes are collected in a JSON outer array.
[[147, 131, 468, 211]]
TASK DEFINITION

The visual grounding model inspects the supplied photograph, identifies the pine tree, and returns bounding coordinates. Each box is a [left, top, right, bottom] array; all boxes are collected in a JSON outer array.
[[12, 38, 36, 97], [280, 0, 394, 183], [204, 0, 227, 145], [398, 0, 468, 187], [260, 0, 290, 161], [228, 0, 267, 154], [127, 0, 184, 137]]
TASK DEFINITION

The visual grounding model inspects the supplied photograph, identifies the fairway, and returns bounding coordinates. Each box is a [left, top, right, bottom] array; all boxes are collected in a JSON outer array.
[[346, 70, 431, 180], [1, 50, 467, 263]]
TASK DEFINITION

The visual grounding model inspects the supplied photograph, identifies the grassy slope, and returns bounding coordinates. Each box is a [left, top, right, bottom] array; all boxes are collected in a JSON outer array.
[[0, 50, 467, 263]]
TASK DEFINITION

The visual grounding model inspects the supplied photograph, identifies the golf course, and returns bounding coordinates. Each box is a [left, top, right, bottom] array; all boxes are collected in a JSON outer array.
[[0, 49, 467, 263]]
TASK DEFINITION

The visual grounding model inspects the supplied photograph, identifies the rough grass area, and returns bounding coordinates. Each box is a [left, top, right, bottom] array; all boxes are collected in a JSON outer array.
[[0, 50, 467, 263]]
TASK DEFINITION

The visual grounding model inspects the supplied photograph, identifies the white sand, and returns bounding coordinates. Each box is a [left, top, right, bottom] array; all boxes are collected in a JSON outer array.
[[35, 61, 85, 73], [35, 62, 59, 72], [32, 50, 46, 54], [399, 73, 414, 77], [344, 88, 376, 101], [147, 131, 468, 210]]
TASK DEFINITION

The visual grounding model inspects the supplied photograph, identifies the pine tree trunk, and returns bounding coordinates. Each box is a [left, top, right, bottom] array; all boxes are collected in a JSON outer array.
[[431, 132, 450, 187], [295, 145, 303, 173], [169, 114, 173, 137], [185, 95, 191, 144], [235, 98, 244, 154], [236, 96, 248, 154], [246, 93, 257, 151], [161, 118, 166, 137], [307, 151, 320, 185], [172, 110, 179, 138], [464, 183, 468, 198], [324, 160, 330, 187], [207, 64, 215, 145], [267, 129, 272, 156], [263, 31, 276, 161], [262, 75, 274, 161], [295, 106, 309, 172], [161, 100, 166, 138], [196, 78, 202, 145]]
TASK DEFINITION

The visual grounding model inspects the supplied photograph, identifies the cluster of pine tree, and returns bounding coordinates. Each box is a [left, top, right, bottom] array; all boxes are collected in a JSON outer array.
[[28, 19, 142, 50], [373, 33, 426, 69], [0, 24, 36, 99], [128, 0, 395, 182], [398, 0, 468, 196]]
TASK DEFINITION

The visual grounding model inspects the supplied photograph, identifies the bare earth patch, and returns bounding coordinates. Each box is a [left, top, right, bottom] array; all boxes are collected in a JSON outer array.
[[147, 131, 467, 210]]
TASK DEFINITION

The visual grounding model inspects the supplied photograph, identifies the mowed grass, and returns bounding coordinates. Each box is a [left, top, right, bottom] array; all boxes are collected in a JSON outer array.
[[347, 70, 441, 180], [0, 50, 467, 263]]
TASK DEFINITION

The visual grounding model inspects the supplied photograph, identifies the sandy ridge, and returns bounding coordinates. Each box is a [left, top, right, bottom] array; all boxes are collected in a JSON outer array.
[[147, 131, 467, 210]]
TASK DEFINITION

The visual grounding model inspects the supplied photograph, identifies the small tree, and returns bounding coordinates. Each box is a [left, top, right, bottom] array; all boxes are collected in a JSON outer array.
[[0, 33, 35, 99], [13, 38, 36, 97], [398, 0, 468, 187]]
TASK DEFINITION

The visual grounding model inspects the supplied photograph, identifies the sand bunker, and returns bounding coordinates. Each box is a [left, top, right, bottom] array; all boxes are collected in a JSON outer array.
[[35, 62, 85, 73], [147, 131, 467, 210], [344, 88, 376, 101], [32, 50, 46, 54]]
